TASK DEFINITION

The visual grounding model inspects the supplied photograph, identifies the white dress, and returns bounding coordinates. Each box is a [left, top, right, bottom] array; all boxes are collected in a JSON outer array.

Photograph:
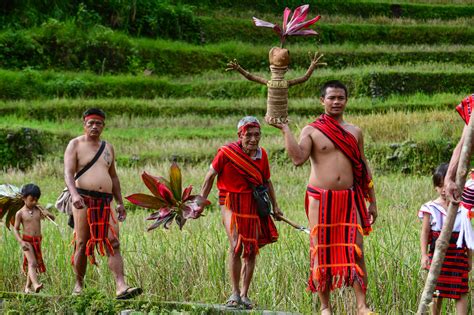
[[418, 200, 474, 249]]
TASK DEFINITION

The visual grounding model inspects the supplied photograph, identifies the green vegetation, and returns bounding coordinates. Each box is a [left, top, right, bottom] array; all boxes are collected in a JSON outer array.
[[1, 0, 473, 313], [0, 110, 464, 173], [185, 0, 474, 20], [198, 17, 474, 45], [0, 65, 472, 100], [0, 164, 465, 313], [2, 22, 473, 75], [0, 93, 465, 119]]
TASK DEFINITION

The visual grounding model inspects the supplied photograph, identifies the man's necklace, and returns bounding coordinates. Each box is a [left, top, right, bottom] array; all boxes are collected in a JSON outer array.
[[28, 209, 34, 217]]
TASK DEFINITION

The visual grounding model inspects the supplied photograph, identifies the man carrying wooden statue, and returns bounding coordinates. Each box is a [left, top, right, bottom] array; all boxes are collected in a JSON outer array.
[[272, 81, 378, 315]]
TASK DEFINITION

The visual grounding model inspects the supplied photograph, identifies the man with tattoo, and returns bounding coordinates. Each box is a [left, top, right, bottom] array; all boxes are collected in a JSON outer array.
[[63, 108, 142, 299]]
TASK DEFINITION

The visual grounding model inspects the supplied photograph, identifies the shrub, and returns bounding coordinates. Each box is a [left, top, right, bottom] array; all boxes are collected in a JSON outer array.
[[171, 0, 474, 20], [0, 67, 472, 100], [0, 128, 47, 170]]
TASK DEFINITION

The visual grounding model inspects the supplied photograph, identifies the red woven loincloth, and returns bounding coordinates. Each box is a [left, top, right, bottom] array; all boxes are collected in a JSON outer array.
[[72, 189, 117, 265], [219, 191, 278, 258], [306, 185, 365, 293], [22, 234, 46, 274], [429, 231, 469, 299]]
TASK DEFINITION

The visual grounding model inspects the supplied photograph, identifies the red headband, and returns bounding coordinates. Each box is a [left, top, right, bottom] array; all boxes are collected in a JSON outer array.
[[238, 122, 260, 135], [84, 114, 105, 122]]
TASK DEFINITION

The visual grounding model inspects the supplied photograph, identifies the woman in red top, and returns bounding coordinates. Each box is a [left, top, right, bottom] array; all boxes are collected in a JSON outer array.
[[200, 116, 282, 309]]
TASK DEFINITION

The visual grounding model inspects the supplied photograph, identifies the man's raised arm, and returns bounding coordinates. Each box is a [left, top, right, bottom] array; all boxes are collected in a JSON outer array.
[[279, 124, 313, 166], [446, 124, 468, 203]]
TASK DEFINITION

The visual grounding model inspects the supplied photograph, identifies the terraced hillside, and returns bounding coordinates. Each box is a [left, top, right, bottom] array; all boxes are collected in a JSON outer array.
[[0, 1, 473, 313]]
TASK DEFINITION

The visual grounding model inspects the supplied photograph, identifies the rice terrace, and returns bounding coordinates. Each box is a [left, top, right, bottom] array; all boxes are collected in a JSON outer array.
[[0, 0, 474, 314]]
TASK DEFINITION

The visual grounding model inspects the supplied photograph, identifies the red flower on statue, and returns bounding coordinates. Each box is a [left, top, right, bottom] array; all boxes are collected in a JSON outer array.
[[253, 4, 321, 46], [126, 162, 211, 231]]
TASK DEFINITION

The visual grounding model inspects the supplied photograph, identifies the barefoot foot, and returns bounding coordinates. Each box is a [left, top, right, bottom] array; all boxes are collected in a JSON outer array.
[[72, 282, 83, 295], [321, 306, 332, 315], [33, 283, 43, 293], [358, 307, 378, 315]]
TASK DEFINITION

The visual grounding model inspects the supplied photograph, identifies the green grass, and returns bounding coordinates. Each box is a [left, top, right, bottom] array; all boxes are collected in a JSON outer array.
[[189, 1, 474, 21], [0, 161, 471, 313], [1, 0, 473, 313], [1, 64, 473, 100], [199, 17, 474, 45], [216, 10, 474, 26], [0, 109, 465, 173], [0, 93, 467, 119], [3, 22, 473, 75]]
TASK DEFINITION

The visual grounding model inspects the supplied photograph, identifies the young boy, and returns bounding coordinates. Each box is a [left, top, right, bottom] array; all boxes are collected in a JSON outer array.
[[13, 184, 55, 293], [419, 163, 473, 315]]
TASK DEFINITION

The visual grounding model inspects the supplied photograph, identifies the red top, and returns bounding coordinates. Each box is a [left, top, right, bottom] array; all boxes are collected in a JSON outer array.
[[212, 147, 270, 193]]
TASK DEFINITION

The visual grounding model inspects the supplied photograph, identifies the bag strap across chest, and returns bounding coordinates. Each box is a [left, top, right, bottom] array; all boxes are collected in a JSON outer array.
[[74, 141, 106, 180]]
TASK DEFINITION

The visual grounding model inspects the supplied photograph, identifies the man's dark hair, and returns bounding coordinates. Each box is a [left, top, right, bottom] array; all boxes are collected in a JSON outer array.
[[83, 108, 106, 120], [21, 183, 41, 199], [320, 80, 348, 98], [432, 163, 448, 187]]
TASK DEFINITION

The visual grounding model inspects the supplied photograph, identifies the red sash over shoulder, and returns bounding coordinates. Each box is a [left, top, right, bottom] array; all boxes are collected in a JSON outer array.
[[309, 114, 372, 234], [456, 94, 474, 125], [218, 141, 278, 257], [219, 142, 265, 186]]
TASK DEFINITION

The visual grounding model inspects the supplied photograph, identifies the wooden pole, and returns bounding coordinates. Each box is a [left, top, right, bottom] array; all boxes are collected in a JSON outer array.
[[273, 213, 310, 234], [416, 111, 474, 314]]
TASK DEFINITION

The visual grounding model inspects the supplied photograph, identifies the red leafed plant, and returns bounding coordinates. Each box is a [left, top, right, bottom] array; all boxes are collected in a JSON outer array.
[[253, 4, 321, 47], [126, 162, 211, 231]]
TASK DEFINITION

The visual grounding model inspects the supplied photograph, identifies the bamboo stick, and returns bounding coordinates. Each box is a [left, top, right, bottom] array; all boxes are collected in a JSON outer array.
[[416, 109, 474, 314]]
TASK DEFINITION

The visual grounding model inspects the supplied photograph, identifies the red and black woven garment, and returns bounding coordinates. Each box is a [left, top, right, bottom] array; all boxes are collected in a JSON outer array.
[[22, 234, 46, 274], [306, 186, 365, 293], [72, 189, 117, 265], [218, 142, 278, 257], [309, 114, 372, 234], [428, 231, 469, 299]]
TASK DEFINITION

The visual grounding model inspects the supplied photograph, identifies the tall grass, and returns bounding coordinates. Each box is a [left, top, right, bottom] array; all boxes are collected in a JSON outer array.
[[0, 65, 473, 100], [0, 93, 466, 119], [0, 161, 471, 313], [0, 109, 463, 148]]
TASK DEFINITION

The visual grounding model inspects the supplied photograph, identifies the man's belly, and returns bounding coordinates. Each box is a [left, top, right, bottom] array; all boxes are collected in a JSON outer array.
[[76, 172, 113, 193], [309, 167, 354, 190]]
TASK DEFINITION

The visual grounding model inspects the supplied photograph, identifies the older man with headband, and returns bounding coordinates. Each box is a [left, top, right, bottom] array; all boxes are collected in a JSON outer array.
[[200, 116, 282, 309], [63, 108, 142, 299]]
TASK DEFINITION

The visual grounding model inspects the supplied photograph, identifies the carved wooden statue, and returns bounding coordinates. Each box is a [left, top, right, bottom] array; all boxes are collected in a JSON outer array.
[[226, 5, 326, 124]]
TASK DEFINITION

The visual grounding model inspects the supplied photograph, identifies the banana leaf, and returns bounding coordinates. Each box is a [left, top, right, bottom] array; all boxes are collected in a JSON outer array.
[[0, 184, 23, 229]]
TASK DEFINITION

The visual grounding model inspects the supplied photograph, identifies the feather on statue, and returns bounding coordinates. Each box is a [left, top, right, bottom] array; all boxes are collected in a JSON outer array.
[[227, 5, 326, 125]]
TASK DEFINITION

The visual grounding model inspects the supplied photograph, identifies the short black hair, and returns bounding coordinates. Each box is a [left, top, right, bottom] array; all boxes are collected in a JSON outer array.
[[83, 108, 106, 120], [320, 80, 348, 98], [21, 183, 41, 199], [432, 163, 448, 187]]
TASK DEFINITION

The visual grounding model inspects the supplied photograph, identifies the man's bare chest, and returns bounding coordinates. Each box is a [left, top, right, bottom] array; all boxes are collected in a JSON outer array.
[[76, 144, 112, 169], [312, 127, 358, 154]]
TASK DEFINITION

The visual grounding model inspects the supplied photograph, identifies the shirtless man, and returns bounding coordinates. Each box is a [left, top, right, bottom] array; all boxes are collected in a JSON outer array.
[[273, 81, 377, 314], [64, 108, 142, 299]]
